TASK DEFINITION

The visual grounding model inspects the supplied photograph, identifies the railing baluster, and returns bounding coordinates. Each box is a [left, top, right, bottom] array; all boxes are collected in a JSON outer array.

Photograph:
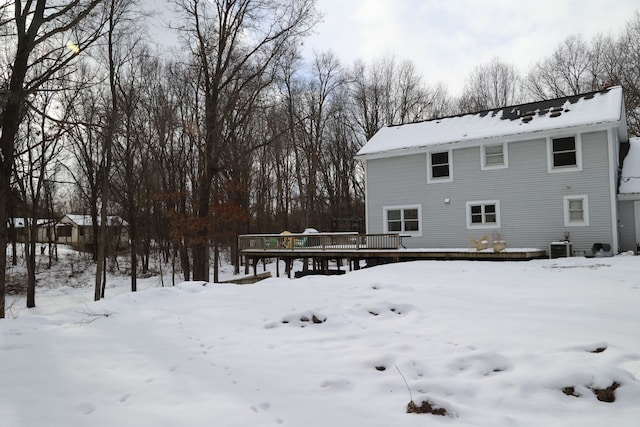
[[238, 232, 401, 252]]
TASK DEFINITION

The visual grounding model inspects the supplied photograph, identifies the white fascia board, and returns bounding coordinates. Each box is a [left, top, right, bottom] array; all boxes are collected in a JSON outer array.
[[355, 122, 617, 161]]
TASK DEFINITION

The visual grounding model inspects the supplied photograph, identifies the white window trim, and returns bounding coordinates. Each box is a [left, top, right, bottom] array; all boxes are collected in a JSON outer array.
[[563, 195, 589, 227], [427, 149, 453, 183], [466, 200, 501, 229], [383, 205, 422, 237], [547, 134, 583, 173], [481, 143, 508, 170]]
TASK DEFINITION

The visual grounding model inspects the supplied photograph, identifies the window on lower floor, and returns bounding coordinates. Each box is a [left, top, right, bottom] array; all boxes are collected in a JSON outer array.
[[466, 200, 501, 229], [563, 195, 589, 226], [384, 205, 421, 235]]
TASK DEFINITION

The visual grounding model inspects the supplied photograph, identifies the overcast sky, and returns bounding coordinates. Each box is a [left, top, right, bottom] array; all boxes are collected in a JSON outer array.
[[151, 1, 639, 96], [302, 0, 639, 95]]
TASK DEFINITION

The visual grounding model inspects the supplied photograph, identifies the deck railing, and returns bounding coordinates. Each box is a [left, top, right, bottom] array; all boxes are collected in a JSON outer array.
[[238, 232, 401, 251]]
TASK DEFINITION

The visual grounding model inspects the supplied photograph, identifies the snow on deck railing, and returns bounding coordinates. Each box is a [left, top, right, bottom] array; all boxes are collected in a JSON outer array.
[[238, 232, 401, 251]]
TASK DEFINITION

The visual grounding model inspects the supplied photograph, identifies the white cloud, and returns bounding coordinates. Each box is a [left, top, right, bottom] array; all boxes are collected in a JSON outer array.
[[305, 0, 640, 95]]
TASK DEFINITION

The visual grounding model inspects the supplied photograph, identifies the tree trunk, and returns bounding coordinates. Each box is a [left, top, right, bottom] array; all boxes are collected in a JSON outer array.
[[0, 94, 26, 320], [25, 224, 37, 308], [213, 243, 219, 283], [95, 209, 107, 301], [130, 222, 137, 292], [180, 240, 190, 282], [192, 175, 211, 281], [0, 181, 8, 319]]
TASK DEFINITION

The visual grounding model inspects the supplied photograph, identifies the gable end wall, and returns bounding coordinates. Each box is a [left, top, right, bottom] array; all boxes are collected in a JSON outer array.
[[365, 130, 615, 254]]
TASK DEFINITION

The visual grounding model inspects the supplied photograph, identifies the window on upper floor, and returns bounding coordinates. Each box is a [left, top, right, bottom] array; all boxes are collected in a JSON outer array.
[[384, 205, 421, 236], [563, 195, 589, 226], [481, 143, 508, 170], [427, 150, 452, 183], [547, 135, 582, 173], [466, 200, 501, 229]]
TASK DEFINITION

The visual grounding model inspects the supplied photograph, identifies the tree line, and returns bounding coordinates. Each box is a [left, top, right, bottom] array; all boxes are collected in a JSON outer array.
[[1, 1, 639, 317]]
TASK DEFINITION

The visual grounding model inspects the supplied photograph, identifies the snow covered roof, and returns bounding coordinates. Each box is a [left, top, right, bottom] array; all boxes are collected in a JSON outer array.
[[7, 218, 56, 228], [61, 214, 128, 227], [357, 86, 626, 158], [620, 138, 640, 195]]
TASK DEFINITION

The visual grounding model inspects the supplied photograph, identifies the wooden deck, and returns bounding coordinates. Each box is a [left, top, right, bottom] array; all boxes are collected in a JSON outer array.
[[239, 233, 547, 278]]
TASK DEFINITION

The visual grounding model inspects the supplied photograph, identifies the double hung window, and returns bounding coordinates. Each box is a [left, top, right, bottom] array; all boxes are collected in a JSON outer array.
[[428, 150, 452, 183], [466, 200, 501, 229], [482, 143, 508, 170], [384, 206, 421, 235], [548, 135, 582, 172], [563, 195, 589, 226]]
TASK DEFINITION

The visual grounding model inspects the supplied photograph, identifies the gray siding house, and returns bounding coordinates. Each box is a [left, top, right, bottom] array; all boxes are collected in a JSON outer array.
[[356, 86, 636, 255]]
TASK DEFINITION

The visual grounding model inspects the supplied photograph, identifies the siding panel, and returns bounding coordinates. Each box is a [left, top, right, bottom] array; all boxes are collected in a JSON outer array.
[[365, 130, 615, 254], [618, 200, 637, 252]]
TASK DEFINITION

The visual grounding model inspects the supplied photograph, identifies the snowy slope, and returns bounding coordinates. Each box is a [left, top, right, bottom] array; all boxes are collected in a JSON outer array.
[[1, 256, 640, 427]]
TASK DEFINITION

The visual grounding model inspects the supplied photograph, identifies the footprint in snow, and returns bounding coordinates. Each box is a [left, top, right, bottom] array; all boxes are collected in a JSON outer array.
[[250, 402, 271, 412], [449, 352, 512, 376], [76, 402, 95, 415]]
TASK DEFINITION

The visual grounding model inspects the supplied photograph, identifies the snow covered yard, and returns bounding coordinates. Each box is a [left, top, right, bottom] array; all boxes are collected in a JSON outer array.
[[1, 255, 640, 426]]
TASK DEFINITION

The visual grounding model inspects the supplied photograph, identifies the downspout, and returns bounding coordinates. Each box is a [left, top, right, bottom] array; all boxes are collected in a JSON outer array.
[[363, 159, 369, 234], [608, 127, 620, 252]]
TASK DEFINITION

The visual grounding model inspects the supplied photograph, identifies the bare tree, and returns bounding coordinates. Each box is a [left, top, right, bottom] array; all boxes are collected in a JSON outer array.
[[174, 0, 319, 281], [154, 61, 201, 283], [351, 57, 395, 141], [88, 0, 146, 300], [614, 12, 640, 136], [110, 46, 153, 293], [394, 60, 443, 123], [291, 51, 346, 228], [351, 55, 452, 141], [13, 84, 67, 308], [319, 83, 363, 227], [0, 0, 108, 318], [458, 58, 524, 112], [524, 35, 604, 100], [64, 64, 108, 262]]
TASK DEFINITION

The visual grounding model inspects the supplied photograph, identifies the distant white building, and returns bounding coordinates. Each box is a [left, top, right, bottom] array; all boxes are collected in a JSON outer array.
[[57, 214, 128, 248], [7, 218, 57, 243]]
